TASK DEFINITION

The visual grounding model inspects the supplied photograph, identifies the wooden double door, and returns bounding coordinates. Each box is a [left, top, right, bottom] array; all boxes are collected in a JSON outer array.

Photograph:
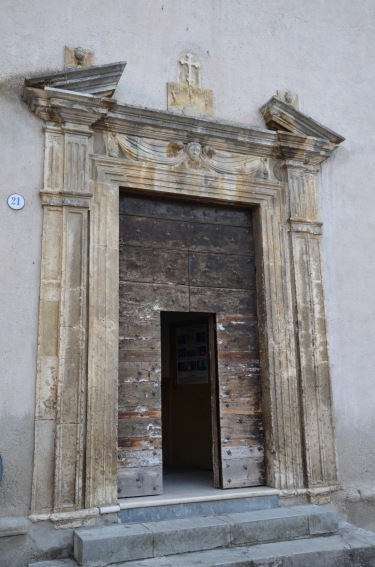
[[118, 193, 264, 497]]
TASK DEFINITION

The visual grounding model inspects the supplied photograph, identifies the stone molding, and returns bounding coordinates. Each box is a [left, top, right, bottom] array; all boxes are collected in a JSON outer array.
[[23, 78, 344, 514], [25, 61, 126, 97], [260, 95, 345, 144]]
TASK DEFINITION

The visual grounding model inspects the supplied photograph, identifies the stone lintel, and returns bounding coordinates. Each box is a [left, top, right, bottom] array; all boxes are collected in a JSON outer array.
[[260, 95, 345, 145]]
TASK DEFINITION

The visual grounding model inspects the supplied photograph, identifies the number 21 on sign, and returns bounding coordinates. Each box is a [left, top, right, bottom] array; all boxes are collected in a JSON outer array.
[[7, 194, 25, 210]]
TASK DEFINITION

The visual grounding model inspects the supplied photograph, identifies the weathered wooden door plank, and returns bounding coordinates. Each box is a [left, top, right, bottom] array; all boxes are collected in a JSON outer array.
[[119, 193, 264, 495], [189, 252, 255, 289]]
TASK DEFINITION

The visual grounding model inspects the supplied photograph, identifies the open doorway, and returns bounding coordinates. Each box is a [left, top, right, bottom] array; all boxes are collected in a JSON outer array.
[[118, 192, 264, 498], [160, 312, 220, 487]]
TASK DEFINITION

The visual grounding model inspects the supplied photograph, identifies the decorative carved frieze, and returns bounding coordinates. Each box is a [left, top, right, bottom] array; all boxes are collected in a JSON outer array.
[[104, 134, 272, 179]]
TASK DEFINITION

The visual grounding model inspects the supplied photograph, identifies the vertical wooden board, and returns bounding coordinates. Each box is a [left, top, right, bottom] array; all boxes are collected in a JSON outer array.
[[119, 349, 161, 364], [118, 448, 162, 468], [189, 253, 255, 290], [119, 194, 264, 494], [117, 465, 162, 498], [188, 222, 254, 255], [221, 456, 265, 488], [118, 361, 161, 384], [119, 317, 161, 341], [120, 215, 189, 250], [119, 193, 254, 228], [119, 282, 189, 314], [208, 314, 221, 488], [119, 194, 189, 220], [120, 246, 189, 285], [118, 417, 162, 445], [118, 381, 161, 410], [188, 204, 253, 227], [219, 414, 263, 442], [190, 287, 256, 314], [216, 314, 258, 352]]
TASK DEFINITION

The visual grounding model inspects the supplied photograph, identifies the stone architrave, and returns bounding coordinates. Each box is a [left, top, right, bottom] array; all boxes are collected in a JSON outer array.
[[23, 64, 344, 523]]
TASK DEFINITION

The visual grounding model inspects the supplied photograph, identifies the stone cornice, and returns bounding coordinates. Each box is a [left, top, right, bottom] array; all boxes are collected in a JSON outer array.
[[98, 105, 280, 158], [277, 131, 338, 166], [23, 86, 116, 126], [23, 80, 343, 167], [24, 61, 126, 98], [260, 95, 345, 145]]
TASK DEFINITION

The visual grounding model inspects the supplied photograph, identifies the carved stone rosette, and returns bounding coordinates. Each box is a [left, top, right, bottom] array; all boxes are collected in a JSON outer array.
[[23, 65, 344, 521]]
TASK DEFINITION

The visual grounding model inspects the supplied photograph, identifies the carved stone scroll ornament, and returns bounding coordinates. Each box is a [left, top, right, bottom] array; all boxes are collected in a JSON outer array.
[[107, 134, 270, 178]]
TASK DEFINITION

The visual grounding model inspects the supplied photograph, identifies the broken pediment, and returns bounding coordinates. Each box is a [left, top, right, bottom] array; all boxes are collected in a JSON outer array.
[[24, 61, 126, 98], [260, 95, 345, 144]]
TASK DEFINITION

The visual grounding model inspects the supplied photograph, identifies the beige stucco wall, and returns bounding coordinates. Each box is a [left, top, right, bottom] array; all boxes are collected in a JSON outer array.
[[1, 0, 374, 534]]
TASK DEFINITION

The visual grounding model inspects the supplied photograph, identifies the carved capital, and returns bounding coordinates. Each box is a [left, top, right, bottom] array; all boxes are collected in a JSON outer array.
[[289, 220, 323, 235], [278, 131, 338, 167], [23, 86, 117, 128], [43, 125, 93, 197], [40, 190, 93, 208], [286, 166, 319, 223]]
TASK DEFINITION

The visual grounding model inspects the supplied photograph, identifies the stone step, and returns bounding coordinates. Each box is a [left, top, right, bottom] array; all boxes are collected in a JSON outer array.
[[119, 492, 279, 523], [28, 522, 375, 567], [73, 504, 338, 566], [117, 524, 375, 567]]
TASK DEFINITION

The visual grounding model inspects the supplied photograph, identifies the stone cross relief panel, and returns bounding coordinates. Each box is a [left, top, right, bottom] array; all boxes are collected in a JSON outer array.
[[167, 52, 213, 117]]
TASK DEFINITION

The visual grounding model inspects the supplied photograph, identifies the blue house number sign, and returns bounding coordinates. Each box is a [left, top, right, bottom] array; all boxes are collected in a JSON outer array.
[[7, 194, 25, 210]]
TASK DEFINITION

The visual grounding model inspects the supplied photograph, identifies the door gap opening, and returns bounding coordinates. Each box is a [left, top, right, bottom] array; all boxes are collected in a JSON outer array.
[[160, 311, 220, 489]]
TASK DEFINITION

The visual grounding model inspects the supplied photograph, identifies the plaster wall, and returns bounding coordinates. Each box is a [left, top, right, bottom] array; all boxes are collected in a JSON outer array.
[[0, 0, 374, 539]]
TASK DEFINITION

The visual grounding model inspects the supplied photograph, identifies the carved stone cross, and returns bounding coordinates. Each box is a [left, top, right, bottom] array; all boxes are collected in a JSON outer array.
[[179, 52, 201, 87]]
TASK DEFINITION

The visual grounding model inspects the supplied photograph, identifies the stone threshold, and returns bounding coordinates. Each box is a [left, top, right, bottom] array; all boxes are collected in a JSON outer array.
[[117, 486, 279, 512]]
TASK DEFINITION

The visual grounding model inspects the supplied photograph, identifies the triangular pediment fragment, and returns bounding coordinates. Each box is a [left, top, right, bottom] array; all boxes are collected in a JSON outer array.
[[24, 61, 126, 98], [260, 96, 345, 144]]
